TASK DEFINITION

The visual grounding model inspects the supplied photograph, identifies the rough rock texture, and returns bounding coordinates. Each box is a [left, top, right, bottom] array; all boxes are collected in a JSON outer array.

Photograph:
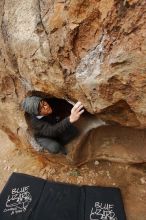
[[0, 2, 146, 165], [1, 1, 146, 219]]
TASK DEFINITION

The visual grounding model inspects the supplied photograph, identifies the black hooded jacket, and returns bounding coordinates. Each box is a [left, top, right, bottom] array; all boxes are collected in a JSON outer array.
[[22, 96, 77, 139]]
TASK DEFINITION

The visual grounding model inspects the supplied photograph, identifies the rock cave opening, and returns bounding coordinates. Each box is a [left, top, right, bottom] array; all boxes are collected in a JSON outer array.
[[23, 90, 108, 155], [22, 91, 146, 166], [24, 90, 77, 151]]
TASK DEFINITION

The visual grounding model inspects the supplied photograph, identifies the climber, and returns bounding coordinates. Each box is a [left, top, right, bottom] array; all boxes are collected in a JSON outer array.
[[21, 96, 84, 155]]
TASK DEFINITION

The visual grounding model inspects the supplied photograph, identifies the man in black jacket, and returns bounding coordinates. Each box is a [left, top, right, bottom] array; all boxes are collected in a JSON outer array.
[[21, 96, 84, 154]]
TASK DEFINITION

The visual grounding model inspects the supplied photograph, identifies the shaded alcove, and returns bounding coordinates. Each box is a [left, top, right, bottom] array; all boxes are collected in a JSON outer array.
[[97, 100, 141, 128], [23, 90, 107, 154], [22, 91, 146, 166], [24, 90, 76, 152]]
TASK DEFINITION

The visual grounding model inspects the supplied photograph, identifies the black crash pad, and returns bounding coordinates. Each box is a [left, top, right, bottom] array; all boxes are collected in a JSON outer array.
[[0, 173, 127, 220]]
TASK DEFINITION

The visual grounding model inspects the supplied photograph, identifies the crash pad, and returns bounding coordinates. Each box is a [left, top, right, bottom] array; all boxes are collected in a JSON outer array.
[[0, 173, 126, 220]]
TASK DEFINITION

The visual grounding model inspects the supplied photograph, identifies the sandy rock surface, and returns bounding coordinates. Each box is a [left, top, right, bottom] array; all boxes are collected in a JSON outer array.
[[0, 1, 146, 219]]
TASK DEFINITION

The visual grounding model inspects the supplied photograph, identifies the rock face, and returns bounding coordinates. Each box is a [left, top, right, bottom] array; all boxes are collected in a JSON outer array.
[[0, 0, 146, 164]]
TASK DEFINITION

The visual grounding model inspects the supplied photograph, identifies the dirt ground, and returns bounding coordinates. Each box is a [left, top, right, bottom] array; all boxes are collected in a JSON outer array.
[[0, 130, 146, 220]]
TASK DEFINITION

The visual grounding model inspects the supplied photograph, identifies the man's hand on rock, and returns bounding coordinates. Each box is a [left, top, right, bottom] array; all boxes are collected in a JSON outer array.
[[69, 101, 84, 123]]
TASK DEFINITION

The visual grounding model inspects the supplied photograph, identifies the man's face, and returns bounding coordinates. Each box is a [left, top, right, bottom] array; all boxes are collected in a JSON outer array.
[[38, 100, 52, 116]]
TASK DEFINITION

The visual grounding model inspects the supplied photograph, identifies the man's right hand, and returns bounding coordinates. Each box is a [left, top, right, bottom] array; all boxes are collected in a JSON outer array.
[[69, 101, 84, 123]]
